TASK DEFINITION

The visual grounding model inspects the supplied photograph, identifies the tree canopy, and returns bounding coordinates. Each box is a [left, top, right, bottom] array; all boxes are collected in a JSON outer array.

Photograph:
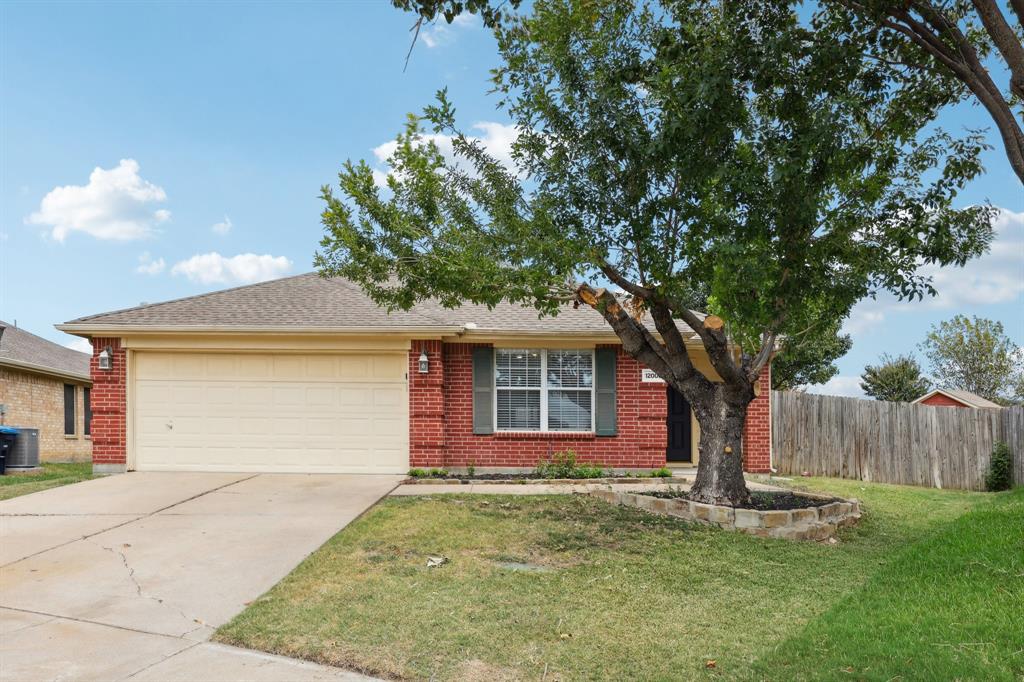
[[320, 0, 995, 503], [919, 315, 1024, 404], [860, 353, 932, 402]]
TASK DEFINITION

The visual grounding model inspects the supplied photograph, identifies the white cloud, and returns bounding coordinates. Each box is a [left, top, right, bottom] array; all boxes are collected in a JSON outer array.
[[420, 12, 476, 48], [805, 375, 864, 398], [841, 307, 886, 336], [26, 159, 170, 241], [916, 207, 1024, 308], [371, 121, 519, 186], [212, 216, 233, 235], [64, 337, 93, 354], [136, 251, 166, 275], [170, 252, 292, 285]]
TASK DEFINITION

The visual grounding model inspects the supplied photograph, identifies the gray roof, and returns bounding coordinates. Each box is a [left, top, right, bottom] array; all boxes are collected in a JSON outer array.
[[0, 321, 90, 381], [916, 388, 1004, 409], [62, 272, 699, 337]]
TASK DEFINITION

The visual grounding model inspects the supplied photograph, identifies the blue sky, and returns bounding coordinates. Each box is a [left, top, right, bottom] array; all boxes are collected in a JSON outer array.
[[1, 1, 1021, 396]]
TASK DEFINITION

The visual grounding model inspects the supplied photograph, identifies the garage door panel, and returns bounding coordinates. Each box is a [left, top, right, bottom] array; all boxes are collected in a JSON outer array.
[[134, 351, 409, 473]]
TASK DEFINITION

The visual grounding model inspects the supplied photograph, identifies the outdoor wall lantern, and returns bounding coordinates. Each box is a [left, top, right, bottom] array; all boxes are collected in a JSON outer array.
[[418, 351, 429, 374], [98, 347, 113, 371]]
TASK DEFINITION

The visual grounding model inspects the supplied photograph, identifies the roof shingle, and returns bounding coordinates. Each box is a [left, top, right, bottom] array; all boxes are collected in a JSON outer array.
[[0, 321, 90, 380], [62, 273, 698, 336]]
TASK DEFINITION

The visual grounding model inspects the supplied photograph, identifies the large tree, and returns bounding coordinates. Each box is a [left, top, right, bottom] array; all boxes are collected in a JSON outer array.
[[860, 354, 932, 402], [919, 315, 1024, 403], [772, 321, 854, 391], [319, 0, 993, 505], [823, 0, 1024, 185]]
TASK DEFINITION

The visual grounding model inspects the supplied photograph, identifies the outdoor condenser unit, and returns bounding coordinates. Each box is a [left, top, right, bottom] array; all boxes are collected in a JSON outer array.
[[7, 428, 40, 469]]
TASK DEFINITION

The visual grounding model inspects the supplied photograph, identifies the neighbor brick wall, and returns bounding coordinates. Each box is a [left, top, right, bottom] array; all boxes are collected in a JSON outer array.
[[0, 367, 92, 461], [919, 393, 968, 408], [741, 364, 772, 473], [89, 338, 127, 469]]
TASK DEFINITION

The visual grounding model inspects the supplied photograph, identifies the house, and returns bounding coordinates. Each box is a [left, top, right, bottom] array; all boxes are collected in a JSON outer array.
[[912, 388, 1003, 409], [0, 321, 92, 461], [57, 274, 772, 475]]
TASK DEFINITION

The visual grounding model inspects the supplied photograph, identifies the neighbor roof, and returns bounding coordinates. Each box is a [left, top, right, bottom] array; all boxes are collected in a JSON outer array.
[[59, 273, 701, 338], [912, 388, 1003, 409], [0, 321, 91, 382]]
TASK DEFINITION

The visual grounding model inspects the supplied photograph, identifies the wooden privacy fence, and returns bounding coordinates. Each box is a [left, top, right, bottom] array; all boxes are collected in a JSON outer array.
[[771, 391, 1024, 491]]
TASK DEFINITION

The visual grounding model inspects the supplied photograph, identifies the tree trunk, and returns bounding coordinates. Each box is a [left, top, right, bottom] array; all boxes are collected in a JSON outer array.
[[687, 385, 752, 506]]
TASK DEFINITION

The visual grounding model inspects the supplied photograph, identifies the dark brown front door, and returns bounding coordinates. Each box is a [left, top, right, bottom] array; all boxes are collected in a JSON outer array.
[[666, 387, 692, 463]]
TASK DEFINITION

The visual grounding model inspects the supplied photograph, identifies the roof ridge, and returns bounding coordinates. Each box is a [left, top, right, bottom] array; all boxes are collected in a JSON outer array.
[[65, 272, 318, 324]]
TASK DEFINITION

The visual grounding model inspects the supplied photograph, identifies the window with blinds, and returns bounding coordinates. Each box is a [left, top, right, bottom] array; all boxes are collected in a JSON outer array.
[[495, 349, 594, 432]]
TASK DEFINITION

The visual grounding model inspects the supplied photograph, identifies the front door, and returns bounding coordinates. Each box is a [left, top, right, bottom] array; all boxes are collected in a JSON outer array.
[[666, 387, 692, 463]]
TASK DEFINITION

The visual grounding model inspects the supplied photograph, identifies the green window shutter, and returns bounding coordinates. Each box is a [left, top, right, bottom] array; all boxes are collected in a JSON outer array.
[[595, 348, 617, 436], [472, 347, 495, 435]]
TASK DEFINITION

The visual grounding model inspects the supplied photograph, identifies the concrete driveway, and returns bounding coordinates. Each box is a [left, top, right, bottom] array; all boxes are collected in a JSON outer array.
[[0, 472, 401, 681]]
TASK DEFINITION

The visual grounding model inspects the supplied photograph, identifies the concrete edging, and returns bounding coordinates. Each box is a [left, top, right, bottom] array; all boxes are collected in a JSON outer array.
[[590, 489, 861, 541], [402, 476, 692, 486]]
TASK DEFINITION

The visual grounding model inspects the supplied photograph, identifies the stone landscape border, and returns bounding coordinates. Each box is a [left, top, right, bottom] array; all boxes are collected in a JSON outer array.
[[590, 489, 861, 541], [402, 476, 693, 486]]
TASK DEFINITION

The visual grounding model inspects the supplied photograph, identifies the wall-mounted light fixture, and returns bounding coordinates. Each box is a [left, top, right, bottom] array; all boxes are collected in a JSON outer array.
[[418, 351, 429, 374], [98, 347, 113, 371]]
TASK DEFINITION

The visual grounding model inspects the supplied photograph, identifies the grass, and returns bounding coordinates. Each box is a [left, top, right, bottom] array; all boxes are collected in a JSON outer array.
[[0, 461, 95, 500], [215, 479, 1023, 681]]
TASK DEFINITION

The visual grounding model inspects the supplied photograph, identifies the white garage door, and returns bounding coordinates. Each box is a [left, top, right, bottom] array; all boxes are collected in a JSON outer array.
[[133, 352, 408, 473]]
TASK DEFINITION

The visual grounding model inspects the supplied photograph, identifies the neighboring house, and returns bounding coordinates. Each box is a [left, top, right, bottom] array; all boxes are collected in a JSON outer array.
[[57, 274, 772, 475], [0, 321, 92, 461], [912, 388, 1003, 409]]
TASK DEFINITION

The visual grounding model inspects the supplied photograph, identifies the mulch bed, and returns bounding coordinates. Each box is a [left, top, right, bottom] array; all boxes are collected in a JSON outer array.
[[646, 489, 841, 511]]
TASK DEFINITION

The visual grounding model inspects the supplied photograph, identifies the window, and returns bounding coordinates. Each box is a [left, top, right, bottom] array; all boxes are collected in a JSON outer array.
[[63, 384, 76, 436], [495, 349, 594, 432], [83, 387, 92, 436]]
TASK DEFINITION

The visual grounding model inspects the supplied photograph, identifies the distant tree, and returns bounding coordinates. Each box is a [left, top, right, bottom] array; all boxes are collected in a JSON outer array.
[[919, 315, 1024, 404], [772, 321, 854, 391], [860, 354, 932, 402]]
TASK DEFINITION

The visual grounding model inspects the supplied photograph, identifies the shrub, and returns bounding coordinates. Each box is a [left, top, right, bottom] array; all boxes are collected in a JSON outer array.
[[408, 468, 427, 478], [985, 441, 1013, 492], [650, 467, 673, 478], [467, 462, 475, 477], [427, 468, 449, 478], [534, 450, 607, 479]]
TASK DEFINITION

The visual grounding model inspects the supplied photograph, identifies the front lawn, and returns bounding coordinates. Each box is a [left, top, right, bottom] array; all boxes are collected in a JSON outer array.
[[0, 461, 95, 501], [216, 480, 1023, 681]]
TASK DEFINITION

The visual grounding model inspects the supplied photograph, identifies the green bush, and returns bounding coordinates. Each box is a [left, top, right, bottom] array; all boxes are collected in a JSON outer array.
[[534, 450, 607, 479], [427, 468, 449, 478], [985, 441, 1013, 492], [466, 462, 475, 477], [408, 468, 427, 478], [650, 467, 673, 478]]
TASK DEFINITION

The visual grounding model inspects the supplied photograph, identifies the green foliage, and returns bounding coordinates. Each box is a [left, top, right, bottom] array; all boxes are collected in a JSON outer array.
[[318, 0, 993, 360], [919, 315, 1024, 404], [466, 462, 475, 477], [772, 319, 853, 390], [649, 467, 673, 478], [408, 468, 427, 478], [533, 450, 606, 479], [860, 353, 932, 402], [391, 0, 519, 27], [985, 441, 1013, 492], [428, 468, 450, 478]]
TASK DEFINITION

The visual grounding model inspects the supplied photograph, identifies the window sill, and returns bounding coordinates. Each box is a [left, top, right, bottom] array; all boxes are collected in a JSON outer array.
[[493, 431, 596, 440], [64, 434, 78, 440]]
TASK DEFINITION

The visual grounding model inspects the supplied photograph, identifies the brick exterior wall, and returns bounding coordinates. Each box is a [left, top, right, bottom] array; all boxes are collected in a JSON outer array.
[[741, 364, 772, 473], [409, 341, 771, 472], [0, 367, 92, 462], [89, 338, 127, 469], [919, 393, 969, 408]]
